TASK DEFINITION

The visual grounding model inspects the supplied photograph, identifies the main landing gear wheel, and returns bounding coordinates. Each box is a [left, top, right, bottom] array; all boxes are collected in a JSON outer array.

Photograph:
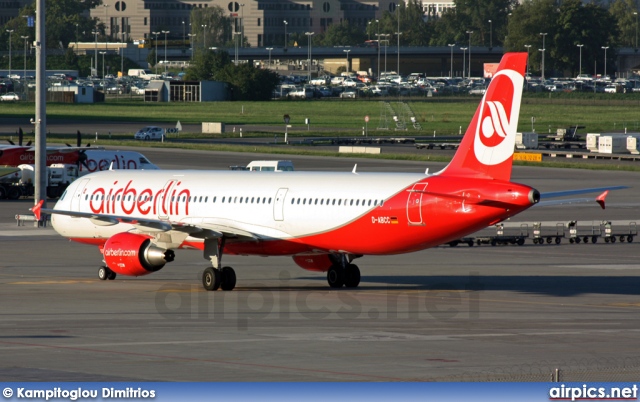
[[344, 264, 361, 288], [220, 266, 236, 291], [202, 267, 221, 291], [327, 265, 345, 288], [98, 266, 116, 281]]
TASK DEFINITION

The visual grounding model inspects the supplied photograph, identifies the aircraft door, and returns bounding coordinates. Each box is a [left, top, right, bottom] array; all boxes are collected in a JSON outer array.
[[273, 188, 288, 221], [70, 179, 90, 211], [406, 183, 427, 226]]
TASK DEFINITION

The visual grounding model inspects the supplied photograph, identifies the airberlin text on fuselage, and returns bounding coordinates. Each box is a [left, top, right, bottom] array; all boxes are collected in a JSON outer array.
[[89, 180, 190, 216], [82, 155, 139, 172]]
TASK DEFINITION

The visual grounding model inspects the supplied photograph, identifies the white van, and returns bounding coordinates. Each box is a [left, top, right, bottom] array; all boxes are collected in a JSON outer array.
[[246, 160, 294, 172]]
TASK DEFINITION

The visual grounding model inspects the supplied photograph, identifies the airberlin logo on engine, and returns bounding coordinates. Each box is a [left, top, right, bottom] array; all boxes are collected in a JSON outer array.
[[473, 68, 524, 166], [89, 180, 190, 216], [104, 248, 138, 257]]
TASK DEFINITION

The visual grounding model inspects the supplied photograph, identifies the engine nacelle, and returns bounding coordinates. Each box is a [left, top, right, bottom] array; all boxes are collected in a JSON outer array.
[[292, 254, 333, 272], [103, 232, 175, 277]]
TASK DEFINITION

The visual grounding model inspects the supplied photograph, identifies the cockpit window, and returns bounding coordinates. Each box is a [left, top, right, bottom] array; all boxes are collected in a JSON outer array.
[[59, 190, 68, 201], [140, 157, 150, 164]]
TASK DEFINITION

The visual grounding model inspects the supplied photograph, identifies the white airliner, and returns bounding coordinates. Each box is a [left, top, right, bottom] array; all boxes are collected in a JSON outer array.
[[31, 53, 617, 291]]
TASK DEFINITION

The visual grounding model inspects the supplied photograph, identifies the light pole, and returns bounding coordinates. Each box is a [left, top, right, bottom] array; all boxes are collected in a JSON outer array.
[[380, 34, 390, 75], [103, 4, 110, 40], [21, 35, 28, 95], [201, 24, 207, 49], [240, 4, 244, 48], [188, 33, 196, 60], [283, 20, 288, 50], [602, 46, 609, 78], [266, 47, 273, 69], [92, 29, 99, 77], [524, 44, 531, 77], [121, 31, 125, 77], [488, 20, 492, 50], [75, 23, 79, 51], [152, 31, 160, 75], [305, 32, 314, 81], [367, 21, 372, 40], [162, 30, 169, 75], [99, 51, 106, 92], [466, 30, 473, 78], [6, 29, 13, 78], [375, 19, 380, 81], [234, 31, 241, 65], [396, 4, 401, 74], [538, 48, 545, 80], [448, 44, 455, 78], [182, 21, 185, 53], [540, 32, 547, 81], [635, 12, 638, 50], [577, 44, 583, 77], [460, 47, 467, 78], [395, 31, 402, 75], [343, 49, 351, 72]]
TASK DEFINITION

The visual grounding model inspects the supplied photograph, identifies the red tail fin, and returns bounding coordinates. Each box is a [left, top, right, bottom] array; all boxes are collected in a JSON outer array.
[[439, 52, 527, 181]]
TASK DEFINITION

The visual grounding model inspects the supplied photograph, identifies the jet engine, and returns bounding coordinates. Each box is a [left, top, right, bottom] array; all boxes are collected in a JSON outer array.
[[102, 232, 175, 276]]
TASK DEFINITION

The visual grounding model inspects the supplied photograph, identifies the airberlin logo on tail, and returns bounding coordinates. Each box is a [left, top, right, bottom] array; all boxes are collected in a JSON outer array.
[[473, 69, 524, 166]]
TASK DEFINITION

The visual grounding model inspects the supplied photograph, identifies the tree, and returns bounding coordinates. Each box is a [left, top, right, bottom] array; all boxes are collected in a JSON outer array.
[[185, 49, 232, 81], [216, 63, 280, 100], [147, 49, 157, 69], [1, 0, 101, 50], [369, 0, 432, 46], [185, 48, 278, 100], [554, 0, 618, 75], [505, 0, 618, 76], [430, 0, 515, 47], [609, 0, 638, 49], [317, 21, 366, 46], [190, 6, 233, 50], [504, 0, 558, 75]]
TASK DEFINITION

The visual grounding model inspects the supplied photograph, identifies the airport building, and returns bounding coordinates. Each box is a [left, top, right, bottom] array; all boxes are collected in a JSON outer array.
[[0, 0, 458, 51]]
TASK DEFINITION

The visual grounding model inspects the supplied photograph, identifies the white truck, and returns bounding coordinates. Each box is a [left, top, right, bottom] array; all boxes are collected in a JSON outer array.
[[127, 69, 162, 81], [229, 160, 295, 172]]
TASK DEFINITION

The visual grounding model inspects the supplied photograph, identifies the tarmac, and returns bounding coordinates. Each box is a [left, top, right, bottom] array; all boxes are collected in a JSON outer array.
[[1, 149, 640, 381]]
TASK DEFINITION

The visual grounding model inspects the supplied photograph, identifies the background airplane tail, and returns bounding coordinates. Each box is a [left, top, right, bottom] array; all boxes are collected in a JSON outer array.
[[439, 52, 527, 181]]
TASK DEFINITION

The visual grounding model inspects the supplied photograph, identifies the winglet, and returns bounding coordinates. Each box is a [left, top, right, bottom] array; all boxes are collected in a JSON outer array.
[[596, 190, 609, 210], [30, 199, 44, 221]]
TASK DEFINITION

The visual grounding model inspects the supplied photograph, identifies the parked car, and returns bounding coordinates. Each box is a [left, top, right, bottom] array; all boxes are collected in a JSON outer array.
[[134, 126, 164, 140], [340, 89, 357, 99], [0, 92, 19, 101]]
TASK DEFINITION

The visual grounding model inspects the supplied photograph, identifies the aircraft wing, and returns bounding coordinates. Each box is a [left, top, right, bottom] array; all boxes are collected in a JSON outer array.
[[30, 201, 258, 241], [536, 186, 628, 209]]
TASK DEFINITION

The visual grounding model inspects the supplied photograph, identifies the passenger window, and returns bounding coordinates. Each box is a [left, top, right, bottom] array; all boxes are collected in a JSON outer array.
[[338, 199, 341, 206], [303, 199, 307, 205], [269, 198, 272, 203], [251, 197, 255, 203], [332, 199, 335, 205], [291, 198, 295, 204]]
